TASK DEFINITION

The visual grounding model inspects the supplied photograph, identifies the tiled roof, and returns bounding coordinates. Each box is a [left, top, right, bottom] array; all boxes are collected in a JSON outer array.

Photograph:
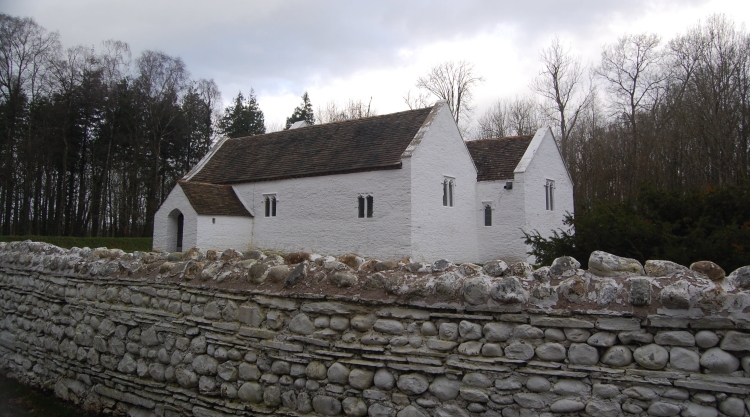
[[188, 107, 434, 184], [178, 181, 252, 217], [466, 135, 534, 181]]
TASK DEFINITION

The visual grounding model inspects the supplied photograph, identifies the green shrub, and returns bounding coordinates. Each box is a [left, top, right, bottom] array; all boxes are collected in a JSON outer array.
[[525, 183, 750, 272]]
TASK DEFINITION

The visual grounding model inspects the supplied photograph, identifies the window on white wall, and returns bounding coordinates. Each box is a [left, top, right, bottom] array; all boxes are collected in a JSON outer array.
[[358, 194, 373, 218], [545, 180, 555, 210], [484, 203, 492, 226], [443, 177, 455, 207], [264, 194, 277, 217]]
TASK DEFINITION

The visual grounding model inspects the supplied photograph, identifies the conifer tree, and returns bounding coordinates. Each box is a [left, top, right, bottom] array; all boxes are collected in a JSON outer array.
[[218, 89, 265, 138], [285, 91, 315, 129]]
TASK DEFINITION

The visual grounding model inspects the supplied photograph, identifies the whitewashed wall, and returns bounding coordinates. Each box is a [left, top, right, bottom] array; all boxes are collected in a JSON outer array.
[[475, 179, 528, 263], [520, 128, 574, 262], [153, 185, 198, 252], [409, 103, 478, 263], [196, 215, 253, 252], [233, 163, 413, 259]]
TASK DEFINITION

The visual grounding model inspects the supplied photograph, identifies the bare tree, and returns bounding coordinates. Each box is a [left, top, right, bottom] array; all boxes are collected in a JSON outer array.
[[531, 37, 594, 161], [317, 97, 377, 124], [474, 96, 541, 140], [597, 33, 665, 140], [412, 60, 484, 127], [403, 90, 432, 110]]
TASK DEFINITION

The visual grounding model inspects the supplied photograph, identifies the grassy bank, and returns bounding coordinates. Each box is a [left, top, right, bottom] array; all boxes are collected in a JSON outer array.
[[0, 235, 152, 252]]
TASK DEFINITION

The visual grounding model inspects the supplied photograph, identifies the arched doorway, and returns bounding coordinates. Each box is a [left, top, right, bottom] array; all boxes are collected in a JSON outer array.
[[168, 209, 184, 252]]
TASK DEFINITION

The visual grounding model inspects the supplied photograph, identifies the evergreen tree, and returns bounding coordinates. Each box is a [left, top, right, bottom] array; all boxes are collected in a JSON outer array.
[[285, 91, 315, 129], [218, 89, 265, 138]]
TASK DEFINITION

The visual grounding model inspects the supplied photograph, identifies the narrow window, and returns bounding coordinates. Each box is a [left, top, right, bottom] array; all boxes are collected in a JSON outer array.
[[358, 196, 365, 218], [264, 195, 277, 217], [443, 177, 455, 207], [484, 204, 492, 226], [545, 180, 555, 211], [212, 217, 215, 224], [366, 195, 374, 218]]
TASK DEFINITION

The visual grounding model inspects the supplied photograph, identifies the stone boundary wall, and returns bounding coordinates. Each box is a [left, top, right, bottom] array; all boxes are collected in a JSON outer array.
[[3, 241, 750, 417]]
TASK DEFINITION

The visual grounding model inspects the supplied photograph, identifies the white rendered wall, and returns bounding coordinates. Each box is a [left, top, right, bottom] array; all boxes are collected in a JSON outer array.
[[476, 179, 528, 264], [232, 163, 412, 260], [409, 104, 478, 263], [153, 185, 198, 252], [196, 215, 253, 252], [520, 128, 575, 263]]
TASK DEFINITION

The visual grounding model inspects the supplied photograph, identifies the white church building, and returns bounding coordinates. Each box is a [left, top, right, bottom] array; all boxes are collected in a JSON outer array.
[[153, 102, 573, 263]]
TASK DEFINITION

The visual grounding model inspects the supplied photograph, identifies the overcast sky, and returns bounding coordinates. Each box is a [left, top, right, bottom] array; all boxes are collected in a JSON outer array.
[[3, 0, 749, 130]]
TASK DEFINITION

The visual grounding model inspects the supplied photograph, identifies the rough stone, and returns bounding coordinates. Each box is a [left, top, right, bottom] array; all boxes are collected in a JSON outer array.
[[682, 403, 718, 417], [589, 251, 644, 276], [549, 256, 580, 276], [289, 314, 315, 335], [306, 361, 327, 380], [439, 322, 458, 341], [695, 330, 720, 349], [491, 276, 528, 303], [434, 405, 469, 417], [428, 377, 461, 401], [483, 323, 514, 342], [192, 355, 218, 375], [374, 368, 395, 390], [481, 343, 503, 357], [588, 331, 617, 347], [327, 363, 350, 384], [550, 399, 585, 413], [397, 373, 429, 395], [633, 344, 669, 370], [504, 342, 535, 360], [691, 260, 725, 281], [483, 260, 509, 277], [526, 376, 551, 392], [553, 379, 590, 396], [348, 368, 374, 390], [618, 330, 654, 344], [647, 402, 681, 416], [700, 347, 740, 374], [535, 343, 566, 361], [312, 395, 342, 416], [719, 397, 746, 417], [544, 328, 566, 341], [585, 400, 621, 414], [630, 277, 652, 306], [654, 330, 695, 346], [237, 382, 263, 404], [568, 343, 599, 365], [463, 278, 490, 305], [720, 331, 750, 351], [661, 280, 691, 309], [368, 404, 394, 417], [564, 328, 590, 342], [457, 341, 482, 355], [601, 345, 633, 367], [623, 386, 657, 400], [512, 324, 543, 339], [513, 392, 545, 409], [396, 406, 428, 417], [341, 397, 367, 417], [459, 320, 483, 340], [669, 347, 700, 372], [462, 372, 492, 388]]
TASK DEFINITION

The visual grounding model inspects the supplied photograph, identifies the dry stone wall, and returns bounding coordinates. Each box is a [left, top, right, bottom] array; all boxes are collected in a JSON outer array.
[[3, 241, 750, 417]]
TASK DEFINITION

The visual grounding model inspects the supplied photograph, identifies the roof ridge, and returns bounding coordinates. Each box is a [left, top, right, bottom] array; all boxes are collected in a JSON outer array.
[[226, 106, 434, 142]]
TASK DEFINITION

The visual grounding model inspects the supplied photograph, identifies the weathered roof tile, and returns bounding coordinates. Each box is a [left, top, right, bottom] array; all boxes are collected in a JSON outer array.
[[178, 181, 251, 217], [466, 135, 534, 181]]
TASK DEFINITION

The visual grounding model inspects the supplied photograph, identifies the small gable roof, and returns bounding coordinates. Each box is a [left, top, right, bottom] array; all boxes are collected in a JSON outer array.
[[188, 106, 434, 185], [466, 135, 534, 181], [178, 181, 252, 217]]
